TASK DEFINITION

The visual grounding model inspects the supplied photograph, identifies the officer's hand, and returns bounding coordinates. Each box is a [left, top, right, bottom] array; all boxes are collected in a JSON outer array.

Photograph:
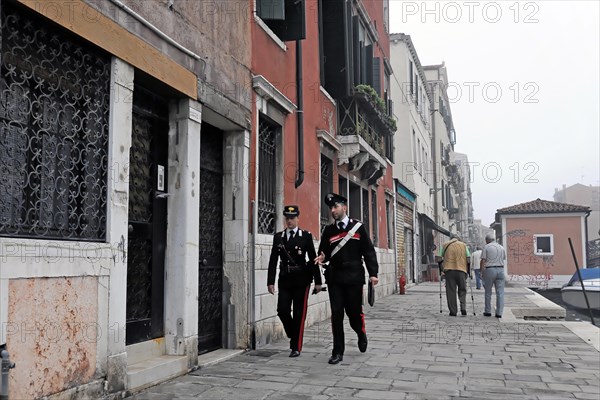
[[369, 277, 379, 286], [267, 285, 275, 295], [314, 252, 325, 265], [314, 285, 322, 294]]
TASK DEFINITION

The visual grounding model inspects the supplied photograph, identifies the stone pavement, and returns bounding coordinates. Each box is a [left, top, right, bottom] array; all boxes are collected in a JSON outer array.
[[130, 283, 600, 399]]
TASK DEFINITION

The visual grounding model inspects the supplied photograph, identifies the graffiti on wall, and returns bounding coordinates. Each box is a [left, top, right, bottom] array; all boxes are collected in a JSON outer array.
[[506, 229, 553, 288]]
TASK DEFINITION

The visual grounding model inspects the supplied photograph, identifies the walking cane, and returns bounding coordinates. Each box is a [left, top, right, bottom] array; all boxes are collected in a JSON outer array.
[[436, 257, 443, 313], [468, 272, 476, 315]]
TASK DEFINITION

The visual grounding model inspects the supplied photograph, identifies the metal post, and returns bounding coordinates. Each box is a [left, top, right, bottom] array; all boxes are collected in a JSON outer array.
[[568, 238, 596, 326], [1, 349, 16, 400]]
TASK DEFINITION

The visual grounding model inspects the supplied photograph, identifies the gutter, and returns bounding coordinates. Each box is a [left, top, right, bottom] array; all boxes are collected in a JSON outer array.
[[107, 0, 204, 61], [294, 40, 304, 188], [249, 200, 257, 349]]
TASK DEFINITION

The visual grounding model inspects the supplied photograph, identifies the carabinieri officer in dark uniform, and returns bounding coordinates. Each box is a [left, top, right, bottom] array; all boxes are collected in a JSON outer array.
[[267, 205, 322, 357], [315, 193, 379, 365]]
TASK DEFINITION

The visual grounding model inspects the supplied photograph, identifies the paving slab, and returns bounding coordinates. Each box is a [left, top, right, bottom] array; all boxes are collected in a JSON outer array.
[[128, 283, 599, 399]]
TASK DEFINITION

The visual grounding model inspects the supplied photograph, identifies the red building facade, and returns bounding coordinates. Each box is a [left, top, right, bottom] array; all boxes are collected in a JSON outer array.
[[249, 0, 398, 345], [250, 0, 395, 245]]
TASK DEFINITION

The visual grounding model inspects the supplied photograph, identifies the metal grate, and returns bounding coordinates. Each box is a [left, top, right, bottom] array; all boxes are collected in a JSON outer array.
[[257, 118, 277, 234], [362, 188, 369, 238], [371, 189, 378, 246], [198, 126, 223, 353], [320, 155, 333, 233], [247, 349, 279, 357], [0, 5, 110, 240]]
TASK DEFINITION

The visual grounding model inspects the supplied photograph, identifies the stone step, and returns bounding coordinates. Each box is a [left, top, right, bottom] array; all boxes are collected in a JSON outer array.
[[197, 349, 245, 368], [126, 338, 166, 366], [127, 354, 188, 392]]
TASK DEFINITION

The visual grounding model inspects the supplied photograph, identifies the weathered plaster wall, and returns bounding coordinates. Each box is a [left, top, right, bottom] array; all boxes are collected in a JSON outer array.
[[7, 276, 98, 399]]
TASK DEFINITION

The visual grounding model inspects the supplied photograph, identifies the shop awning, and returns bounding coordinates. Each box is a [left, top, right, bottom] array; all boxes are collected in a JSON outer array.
[[419, 213, 451, 237]]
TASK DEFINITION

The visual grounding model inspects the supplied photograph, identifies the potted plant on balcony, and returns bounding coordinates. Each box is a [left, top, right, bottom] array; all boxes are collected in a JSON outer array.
[[354, 85, 397, 134]]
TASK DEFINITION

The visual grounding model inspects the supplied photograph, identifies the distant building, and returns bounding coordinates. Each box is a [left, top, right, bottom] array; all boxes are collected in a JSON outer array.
[[554, 184, 600, 241], [492, 199, 590, 285], [471, 219, 494, 249], [451, 152, 474, 247]]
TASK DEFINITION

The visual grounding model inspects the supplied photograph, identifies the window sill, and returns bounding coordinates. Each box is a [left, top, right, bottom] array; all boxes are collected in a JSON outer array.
[[254, 15, 287, 52]]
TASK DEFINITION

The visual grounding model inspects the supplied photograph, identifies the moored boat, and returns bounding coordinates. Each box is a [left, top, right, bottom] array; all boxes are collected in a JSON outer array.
[[561, 268, 600, 310]]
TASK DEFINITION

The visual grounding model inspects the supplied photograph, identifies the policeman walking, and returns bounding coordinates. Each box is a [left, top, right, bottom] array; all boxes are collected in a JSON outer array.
[[315, 193, 379, 364], [267, 205, 322, 357]]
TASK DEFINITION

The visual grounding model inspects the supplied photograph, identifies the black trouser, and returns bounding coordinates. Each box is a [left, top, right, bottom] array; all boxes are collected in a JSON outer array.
[[445, 269, 467, 315], [277, 284, 311, 351], [328, 283, 365, 356]]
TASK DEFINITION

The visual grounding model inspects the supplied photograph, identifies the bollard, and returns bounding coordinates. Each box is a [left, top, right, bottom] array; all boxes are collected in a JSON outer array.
[[1, 350, 16, 400]]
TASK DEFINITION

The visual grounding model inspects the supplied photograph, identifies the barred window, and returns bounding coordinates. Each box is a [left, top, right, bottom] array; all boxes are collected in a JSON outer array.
[[371, 189, 378, 246], [362, 188, 370, 239], [320, 155, 333, 233], [386, 198, 394, 249], [257, 116, 278, 234], [0, 4, 110, 240]]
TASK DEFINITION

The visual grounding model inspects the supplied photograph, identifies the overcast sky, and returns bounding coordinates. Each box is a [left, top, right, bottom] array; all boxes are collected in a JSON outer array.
[[389, 0, 600, 225]]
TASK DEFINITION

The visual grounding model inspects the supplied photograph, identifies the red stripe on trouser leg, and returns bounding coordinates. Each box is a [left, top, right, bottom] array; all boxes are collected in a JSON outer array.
[[297, 286, 310, 352], [360, 309, 366, 334]]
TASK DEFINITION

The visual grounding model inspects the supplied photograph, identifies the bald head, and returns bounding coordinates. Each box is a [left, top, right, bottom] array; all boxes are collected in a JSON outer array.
[[485, 233, 495, 243]]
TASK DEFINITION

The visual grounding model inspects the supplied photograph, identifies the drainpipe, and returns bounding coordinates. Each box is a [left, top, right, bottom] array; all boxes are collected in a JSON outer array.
[[294, 40, 304, 188], [107, 0, 205, 66], [393, 183, 399, 292], [430, 105, 438, 224], [248, 200, 257, 350]]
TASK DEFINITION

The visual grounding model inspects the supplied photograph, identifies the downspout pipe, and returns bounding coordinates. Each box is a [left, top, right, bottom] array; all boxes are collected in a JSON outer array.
[[249, 200, 257, 349], [430, 104, 438, 224], [108, 0, 202, 61], [294, 40, 304, 188]]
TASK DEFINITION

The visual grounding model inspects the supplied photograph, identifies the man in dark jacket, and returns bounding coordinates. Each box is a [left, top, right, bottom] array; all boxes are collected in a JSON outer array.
[[268, 205, 322, 357], [315, 193, 379, 364]]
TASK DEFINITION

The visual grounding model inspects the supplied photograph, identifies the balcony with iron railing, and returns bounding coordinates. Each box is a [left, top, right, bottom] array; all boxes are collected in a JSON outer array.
[[338, 85, 395, 156], [336, 85, 396, 184]]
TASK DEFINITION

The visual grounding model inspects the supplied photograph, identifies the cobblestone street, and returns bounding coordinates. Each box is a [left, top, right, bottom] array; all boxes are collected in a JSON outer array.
[[131, 283, 600, 399]]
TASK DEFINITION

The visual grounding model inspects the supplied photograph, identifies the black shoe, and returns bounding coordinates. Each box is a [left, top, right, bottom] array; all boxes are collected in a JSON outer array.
[[483, 312, 492, 317], [289, 350, 300, 357], [358, 334, 368, 353], [449, 312, 457, 316], [461, 310, 467, 316], [495, 315, 502, 318], [328, 354, 343, 364]]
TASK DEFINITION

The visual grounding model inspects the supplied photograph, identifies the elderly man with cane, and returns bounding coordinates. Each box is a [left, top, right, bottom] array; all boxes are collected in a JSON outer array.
[[439, 233, 471, 316]]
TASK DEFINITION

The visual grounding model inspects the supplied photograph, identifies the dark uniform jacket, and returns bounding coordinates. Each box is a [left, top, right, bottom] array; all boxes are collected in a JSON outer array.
[[318, 219, 378, 285], [267, 229, 321, 289]]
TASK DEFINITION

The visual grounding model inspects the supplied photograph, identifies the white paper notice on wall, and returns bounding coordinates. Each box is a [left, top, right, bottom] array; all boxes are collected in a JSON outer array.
[[189, 108, 201, 123], [157, 165, 165, 191]]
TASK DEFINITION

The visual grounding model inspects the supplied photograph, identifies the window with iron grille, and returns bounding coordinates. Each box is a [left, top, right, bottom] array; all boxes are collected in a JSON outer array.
[[339, 175, 348, 199], [320, 155, 333, 233], [0, 4, 110, 241], [371, 189, 378, 246], [362, 188, 370, 238], [257, 116, 278, 234], [385, 134, 394, 162], [386, 198, 393, 249]]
